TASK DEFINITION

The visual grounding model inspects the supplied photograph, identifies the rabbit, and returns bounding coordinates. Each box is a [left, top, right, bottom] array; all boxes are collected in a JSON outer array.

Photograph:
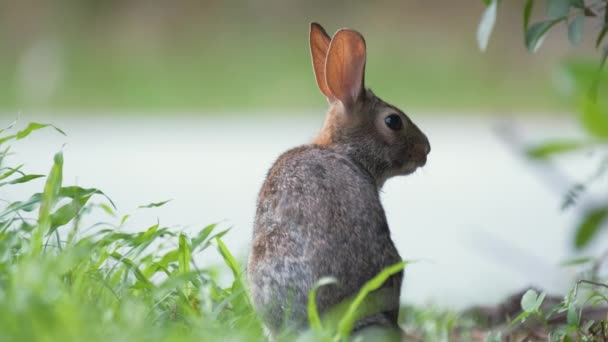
[[247, 22, 430, 339]]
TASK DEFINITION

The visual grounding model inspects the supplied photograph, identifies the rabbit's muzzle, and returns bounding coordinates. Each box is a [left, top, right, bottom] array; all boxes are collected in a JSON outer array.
[[412, 141, 430, 166]]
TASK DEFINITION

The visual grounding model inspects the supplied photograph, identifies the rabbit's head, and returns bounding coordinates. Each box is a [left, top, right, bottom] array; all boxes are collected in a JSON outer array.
[[310, 23, 430, 186]]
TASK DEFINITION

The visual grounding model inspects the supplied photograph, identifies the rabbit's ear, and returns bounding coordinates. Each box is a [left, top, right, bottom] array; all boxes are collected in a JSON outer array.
[[309, 23, 334, 101], [325, 29, 366, 108]]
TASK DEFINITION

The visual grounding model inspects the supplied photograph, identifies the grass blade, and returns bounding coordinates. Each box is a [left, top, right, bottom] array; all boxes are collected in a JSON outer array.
[[335, 261, 406, 339], [308, 277, 338, 331], [138, 200, 172, 209], [0, 165, 24, 181], [575, 207, 608, 249], [178, 233, 191, 274], [215, 237, 240, 281], [49, 195, 92, 233], [0, 193, 43, 218], [31, 151, 63, 255], [191, 223, 217, 249], [110, 252, 155, 289], [60, 186, 116, 209], [526, 139, 590, 159], [16, 122, 66, 140], [0, 174, 44, 187]]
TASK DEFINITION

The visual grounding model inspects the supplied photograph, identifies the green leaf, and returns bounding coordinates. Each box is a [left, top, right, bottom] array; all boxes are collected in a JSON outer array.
[[0, 193, 42, 218], [526, 17, 567, 52], [154, 270, 209, 299], [535, 292, 546, 311], [568, 13, 584, 45], [138, 199, 172, 209], [178, 233, 191, 274], [560, 257, 593, 266], [196, 228, 231, 252], [143, 249, 179, 277], [0, 174, 44, 187], [526, 140, 590, 159], [49, 195, 92, 233], [477, 0, 499, 51], [216, 237, 240, 281], [523, 0, 534, 31], [0, 134, 16, 147], [191, 224, 217, 249], [547, 0, 570, 19], [98, 203, 115, 216], [15, 122, 66, 140], [564, 330, 576, 341], [307, 277, 338, 331], [566, 303, 579, 326], [60, 186, 116, 209], [521, 289, 539, 312], [579, 97, 608, 138], [586, 292, 608, 306], [132, 223, 165, 245], [0, 165, 24, 181], [120, 215, 130, 225], [511, 310, 531, 324], [110, 252, 154, 288], [574, 207, 608, 249], [31, 151, 63, 255], [336, 261, 406, 338]]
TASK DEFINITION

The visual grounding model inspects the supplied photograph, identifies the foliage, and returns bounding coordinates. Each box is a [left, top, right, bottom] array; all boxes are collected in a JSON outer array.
[[479, 0, 608, 251], [0, 123, 265, 341], [478, 0, 608, 53], [474, 3, 608, 340], [510, 284, 608, 341]]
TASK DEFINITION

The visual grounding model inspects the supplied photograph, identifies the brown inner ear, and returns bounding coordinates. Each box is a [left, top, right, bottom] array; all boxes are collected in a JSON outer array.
[[324, 29, 366, 108], [309, 23, 334, 101]]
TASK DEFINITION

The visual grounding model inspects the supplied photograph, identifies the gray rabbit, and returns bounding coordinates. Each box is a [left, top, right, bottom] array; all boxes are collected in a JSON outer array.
[[247, 23, 430, 338]]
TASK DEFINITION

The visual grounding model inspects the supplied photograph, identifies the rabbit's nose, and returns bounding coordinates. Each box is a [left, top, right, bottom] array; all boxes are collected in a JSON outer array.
[[412, 143, 429, 165], [415, 138, 431, 156], [422, 134, 431, 155], [418, 140, 430, 156]]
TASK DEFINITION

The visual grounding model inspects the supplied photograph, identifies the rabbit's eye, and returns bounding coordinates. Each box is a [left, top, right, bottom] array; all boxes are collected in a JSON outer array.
[[384, 114, 402, 131]]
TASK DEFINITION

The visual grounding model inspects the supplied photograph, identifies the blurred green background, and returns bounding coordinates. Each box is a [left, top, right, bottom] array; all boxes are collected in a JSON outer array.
[[0, 0, 599, 114]]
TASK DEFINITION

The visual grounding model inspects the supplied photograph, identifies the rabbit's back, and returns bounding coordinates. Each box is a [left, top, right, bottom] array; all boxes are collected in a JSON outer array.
[[248, 145, 402, 333]]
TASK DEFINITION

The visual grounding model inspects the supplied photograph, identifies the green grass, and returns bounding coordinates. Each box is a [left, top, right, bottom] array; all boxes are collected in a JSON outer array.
[[1, 122, 606, 342], [0, 123, 264, 341], [0, 32, 564, 114]]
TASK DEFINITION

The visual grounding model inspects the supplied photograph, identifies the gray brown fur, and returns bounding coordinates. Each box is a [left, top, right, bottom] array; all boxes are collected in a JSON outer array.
[[247, 23, 430, 338]]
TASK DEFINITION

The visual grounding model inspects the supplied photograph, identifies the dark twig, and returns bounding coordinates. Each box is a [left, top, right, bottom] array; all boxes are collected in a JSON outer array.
[[574, 279, 608, 299], [579, 279, 608, 289], [591, 250, 608, 280]]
